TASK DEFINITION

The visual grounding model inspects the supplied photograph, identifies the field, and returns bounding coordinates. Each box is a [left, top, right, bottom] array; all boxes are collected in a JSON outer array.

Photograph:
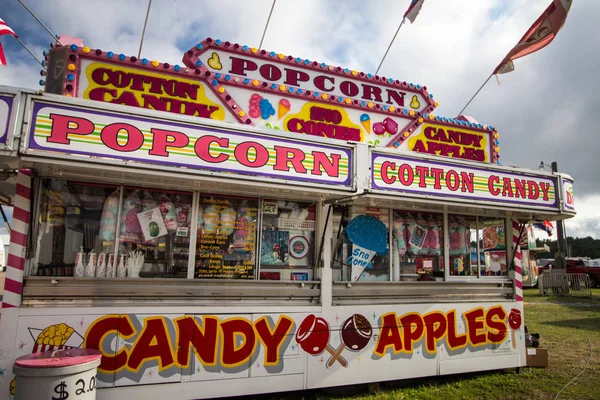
[[251, 288, 600, 400]]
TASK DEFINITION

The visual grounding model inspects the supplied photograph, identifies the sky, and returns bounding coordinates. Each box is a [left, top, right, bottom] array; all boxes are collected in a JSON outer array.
[[0, 0, 598, 240]]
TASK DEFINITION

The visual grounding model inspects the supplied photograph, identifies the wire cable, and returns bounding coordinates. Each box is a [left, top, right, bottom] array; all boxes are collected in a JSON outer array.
[[259, 0, 276, 49], [554, 338, 593, 400]]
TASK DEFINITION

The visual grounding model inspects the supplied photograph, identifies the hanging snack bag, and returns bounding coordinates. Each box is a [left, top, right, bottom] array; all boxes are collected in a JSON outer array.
[[427, 216, 441, 256], [120, 191, 143, 241], [449, 217, 462, 256], [414, 214, 430, 254], [158, 194, 178, 231], [392, 215, 407, 258], [99, 189, 120, 242]]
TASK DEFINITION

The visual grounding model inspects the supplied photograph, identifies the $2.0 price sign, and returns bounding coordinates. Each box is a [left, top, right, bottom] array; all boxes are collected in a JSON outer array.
[[52, 375, 96, 399]]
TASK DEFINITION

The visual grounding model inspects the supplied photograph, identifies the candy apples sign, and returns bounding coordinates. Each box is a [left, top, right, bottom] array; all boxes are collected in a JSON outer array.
[[405, 122, 495, 163]]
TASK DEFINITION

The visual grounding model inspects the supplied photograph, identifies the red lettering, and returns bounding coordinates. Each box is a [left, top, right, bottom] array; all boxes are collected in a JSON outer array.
[[539, 182, 550, 201], [220, 318, 257, 367], [430, 168, 444, 189], [184, 103, 220, 119], [88, 87, 117, 102], [488, 176, 500, 195], [415, 165, 429, 188], [112, 91, 141, 107], [485, 306, 508, 344], [446, 170, 460, 191], [362, 84, 382, 102], [514, 179, 527, 199], [254, 316, 294, 366], [502, 178, 514, 197], [423, 312, 447, 353], [259, 64, 282, 81], [314, 76, 335, 92], [194, 135, 229, 163], [424, 126, 436, 140], [283, 68, 309, 87], [149, 128, 190, 157], [461, 172, 474, 193], [128, 318, 175, 371], [527, 181, 539, 199], [84, 315, 134, 373], [312, 152, 341, 177], [47, 114, 95, 145], [374, 313, 402, 356], [400, 313, 425, 353], [446, 311, 468, 349], [340, 81, 359, 97], [381, 161, 396, 184], [412, 140, 428, 154], [91, 67, 111, 85], [287, 118, 303, 133], [273, 146, 307, 173], [386, 89, 406, 107], [175, 316, 219, 367], [100, 123, 144, 152], [229, 56, 258, 76], [234, 141, 270, 168], [398, 164, 414, 186], [464, 308, 486, 346]]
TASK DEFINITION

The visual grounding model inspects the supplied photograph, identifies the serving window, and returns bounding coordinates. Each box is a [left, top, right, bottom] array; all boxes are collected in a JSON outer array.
[[449, 215, 508, 277], [194, 195, 258, 279]]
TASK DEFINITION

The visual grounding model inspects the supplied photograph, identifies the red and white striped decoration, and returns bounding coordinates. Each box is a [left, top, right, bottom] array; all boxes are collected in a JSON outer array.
[[512, 219, 523, 302], [1, 170, 31, 309]]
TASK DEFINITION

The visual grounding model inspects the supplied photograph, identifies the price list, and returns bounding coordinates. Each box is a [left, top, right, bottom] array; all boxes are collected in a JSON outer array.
[[195, 196, 258, 279]]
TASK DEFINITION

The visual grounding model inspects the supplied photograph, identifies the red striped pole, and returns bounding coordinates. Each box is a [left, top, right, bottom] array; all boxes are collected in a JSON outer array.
[[1, 170, 32, 309], [512, 219, 523, 301]]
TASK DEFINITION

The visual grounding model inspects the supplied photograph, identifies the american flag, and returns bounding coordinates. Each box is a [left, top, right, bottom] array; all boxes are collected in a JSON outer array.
[[0, 17, 18, 66]]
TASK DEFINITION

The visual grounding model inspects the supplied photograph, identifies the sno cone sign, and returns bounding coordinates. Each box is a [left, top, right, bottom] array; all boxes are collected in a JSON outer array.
[[349, 244, 377, 281]]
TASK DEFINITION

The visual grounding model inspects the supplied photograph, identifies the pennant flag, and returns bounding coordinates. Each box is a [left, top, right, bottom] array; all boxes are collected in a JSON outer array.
[[494, 0, 573, 74], [404, 0, 426, 24], [0, 17, 18, 67]]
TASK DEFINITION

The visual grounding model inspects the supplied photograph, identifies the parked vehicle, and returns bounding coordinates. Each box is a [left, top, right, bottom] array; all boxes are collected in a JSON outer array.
[[538, 257, 600, 287]]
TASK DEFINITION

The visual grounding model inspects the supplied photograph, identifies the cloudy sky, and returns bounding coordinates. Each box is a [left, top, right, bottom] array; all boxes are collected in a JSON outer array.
[[0, 0, 598, 239]]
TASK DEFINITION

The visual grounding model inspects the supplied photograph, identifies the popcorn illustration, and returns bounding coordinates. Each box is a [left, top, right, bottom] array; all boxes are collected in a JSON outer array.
[[29, 323, 84, 353]]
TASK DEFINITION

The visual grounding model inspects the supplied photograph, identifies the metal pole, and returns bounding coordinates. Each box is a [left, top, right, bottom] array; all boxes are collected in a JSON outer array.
[[457, 73, 493, 116], [375, 18, 406, 75], [552, 161, 568, 269], [0, 205, 11, 235], [138, 0, 152, 59], [16, 0, 61, 45], [14, 36, 46, 69], [258, 0, 276, 49]]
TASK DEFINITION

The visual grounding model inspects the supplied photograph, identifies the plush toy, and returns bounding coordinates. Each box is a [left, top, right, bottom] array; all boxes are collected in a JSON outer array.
[[392, 215, 406, 258]]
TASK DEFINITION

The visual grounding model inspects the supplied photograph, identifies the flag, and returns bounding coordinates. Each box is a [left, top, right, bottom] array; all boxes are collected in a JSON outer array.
[[494, 0, 573, 74], [0, 18, 18, 67], [404, 0, 426, 24], [533, 220, 554, 237]]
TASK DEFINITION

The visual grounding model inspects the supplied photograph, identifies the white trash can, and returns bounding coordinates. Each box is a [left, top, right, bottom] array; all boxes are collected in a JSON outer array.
[[13, 348, 102, 400]]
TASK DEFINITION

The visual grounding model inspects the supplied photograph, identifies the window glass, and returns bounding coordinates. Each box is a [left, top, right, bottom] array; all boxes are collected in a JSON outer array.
[[259, 200, 316, 281], [449, 215, 477, 276], [332, 206, 389, 281], [393, 211, 444, 281], [34, 179, 119, 277], [480, 217, 508, 276], [195, 195, 258, 279], [118, 188, 193, 278]]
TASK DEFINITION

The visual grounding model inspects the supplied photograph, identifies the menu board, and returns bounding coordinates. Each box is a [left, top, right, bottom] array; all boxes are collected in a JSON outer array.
[[195, 196, 258, 279]]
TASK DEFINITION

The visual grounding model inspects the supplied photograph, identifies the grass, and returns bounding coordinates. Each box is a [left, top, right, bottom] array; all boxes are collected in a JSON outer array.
[[245, 288, 600, 400]]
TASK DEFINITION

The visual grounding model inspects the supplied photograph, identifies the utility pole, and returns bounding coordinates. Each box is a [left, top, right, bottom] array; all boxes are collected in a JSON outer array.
[[551, 161, 568, 269]]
